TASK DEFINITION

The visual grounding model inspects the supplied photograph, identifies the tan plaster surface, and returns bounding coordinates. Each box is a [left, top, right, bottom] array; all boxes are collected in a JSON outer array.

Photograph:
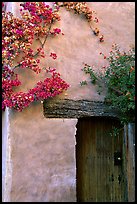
[[9, 104, 77, 202], [3, 2, 135, 202], [12, 2, 135, 101]]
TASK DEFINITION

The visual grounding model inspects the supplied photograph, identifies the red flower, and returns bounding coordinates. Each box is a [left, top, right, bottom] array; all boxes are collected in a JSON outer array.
[[16, 29, 23, 35], [50, 52, 57, 60]]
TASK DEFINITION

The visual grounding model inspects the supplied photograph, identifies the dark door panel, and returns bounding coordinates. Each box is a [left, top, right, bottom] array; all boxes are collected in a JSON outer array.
[[76, 117, 127, 202]]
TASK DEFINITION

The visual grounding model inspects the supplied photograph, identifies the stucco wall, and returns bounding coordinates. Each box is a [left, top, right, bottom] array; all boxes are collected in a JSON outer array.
[[9, 104, 77, 202], [3, 2, 135, 202]]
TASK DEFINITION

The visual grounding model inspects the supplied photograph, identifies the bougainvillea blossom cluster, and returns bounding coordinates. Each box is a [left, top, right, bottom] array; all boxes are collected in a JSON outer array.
[[2, 2, 102, 112], [57, 2, 104, 42], [60, 2, 97, 22], [2, 71, 69, 112], [2, 2, 69, 111], [2, 66, 21, 102]]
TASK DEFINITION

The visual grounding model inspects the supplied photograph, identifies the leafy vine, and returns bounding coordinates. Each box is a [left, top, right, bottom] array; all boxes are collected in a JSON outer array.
[[80, 44, 135, 124]]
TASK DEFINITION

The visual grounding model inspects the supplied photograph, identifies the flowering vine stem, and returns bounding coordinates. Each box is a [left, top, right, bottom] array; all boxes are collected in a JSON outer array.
[[13, 18, 54, 71], [2, 2, 103, 112], [33, 19, 54, 57], [57, 2, 104, 42], [2, 2, 69, 111]]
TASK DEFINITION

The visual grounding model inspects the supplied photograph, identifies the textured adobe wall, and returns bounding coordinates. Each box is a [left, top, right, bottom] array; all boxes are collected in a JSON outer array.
[[44, 2, 135, 101], [3, 2, 135, 202], [9, 104, 77, 202]]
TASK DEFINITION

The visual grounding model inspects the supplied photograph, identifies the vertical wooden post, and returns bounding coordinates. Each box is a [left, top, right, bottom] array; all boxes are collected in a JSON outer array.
[[123, 123, 135, 202]]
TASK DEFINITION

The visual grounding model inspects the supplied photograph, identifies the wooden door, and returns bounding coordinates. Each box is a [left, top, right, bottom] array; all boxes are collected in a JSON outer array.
[[76, 117, 128, 202]]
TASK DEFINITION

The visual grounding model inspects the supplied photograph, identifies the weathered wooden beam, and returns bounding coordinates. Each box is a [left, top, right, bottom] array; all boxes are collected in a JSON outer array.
[[43, 98, 121, 119]]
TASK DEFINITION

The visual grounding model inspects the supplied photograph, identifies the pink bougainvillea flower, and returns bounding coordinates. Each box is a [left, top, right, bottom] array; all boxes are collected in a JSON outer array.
[[50, 52, 57, 59], [16, 29, 23, 35]]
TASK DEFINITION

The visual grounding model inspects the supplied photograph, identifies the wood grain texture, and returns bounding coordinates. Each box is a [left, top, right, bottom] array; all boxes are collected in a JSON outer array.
[[76, 117, 127, 202], [43, 99, 121, 119]]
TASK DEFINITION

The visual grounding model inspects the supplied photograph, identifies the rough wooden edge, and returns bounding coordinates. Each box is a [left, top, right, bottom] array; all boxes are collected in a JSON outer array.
[[43, 98, 121, 119]]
